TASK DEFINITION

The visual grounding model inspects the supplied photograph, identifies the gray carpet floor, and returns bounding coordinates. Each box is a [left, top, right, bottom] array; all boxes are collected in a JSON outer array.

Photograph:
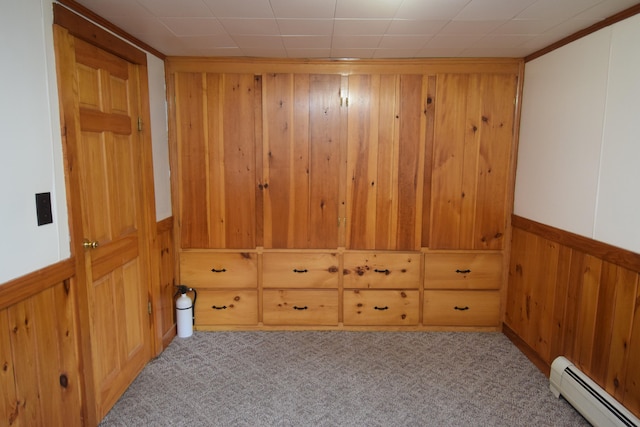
[[100, 331, 588, 426]]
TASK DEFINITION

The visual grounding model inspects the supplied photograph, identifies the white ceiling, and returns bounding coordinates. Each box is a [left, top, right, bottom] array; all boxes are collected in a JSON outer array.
[[73, 0, 639, 58]]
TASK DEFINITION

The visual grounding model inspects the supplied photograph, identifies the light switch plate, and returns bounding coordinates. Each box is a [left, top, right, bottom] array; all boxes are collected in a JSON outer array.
[[35, 192, 53, 226]]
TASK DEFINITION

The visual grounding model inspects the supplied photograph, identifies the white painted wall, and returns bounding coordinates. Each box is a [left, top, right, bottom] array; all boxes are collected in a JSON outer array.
[[0, 0, 171, 283], [514, 13, 640, 254]]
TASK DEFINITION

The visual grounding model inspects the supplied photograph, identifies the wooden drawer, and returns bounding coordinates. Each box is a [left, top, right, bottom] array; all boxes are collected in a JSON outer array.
[[262, 252, 339, 288], [343, 290, 419, 326], [180, 251, 258, 289], [195, 290, 258, 325], [423, 290, 500, 326], [262, 290, 338, 325], [424, 252, 502, 289], [343, 252, 421, 289]]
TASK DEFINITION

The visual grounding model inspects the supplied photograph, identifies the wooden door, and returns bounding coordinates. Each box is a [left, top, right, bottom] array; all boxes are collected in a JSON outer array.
[[262, 74, 344, 249], [54, 26, 154, 422], [429, 73, 517, 250], [173, 72, 261, 249], [346, 74, 430, 250]]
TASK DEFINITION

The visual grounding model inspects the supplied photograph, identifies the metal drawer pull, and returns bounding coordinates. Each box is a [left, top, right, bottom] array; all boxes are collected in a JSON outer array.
[[212, 305, 227, 310], [454, 306, 470, 311], [374, 269, 390, 274], [374, 306, 389, 310], [293, 306, 308, 310], [455, 269, 471, 274], [211, 268, 227, 273], [293, 269, 308, 273]]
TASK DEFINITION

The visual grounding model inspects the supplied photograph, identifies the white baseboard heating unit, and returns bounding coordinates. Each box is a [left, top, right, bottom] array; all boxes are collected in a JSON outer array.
[[550, 356, 640, 427]]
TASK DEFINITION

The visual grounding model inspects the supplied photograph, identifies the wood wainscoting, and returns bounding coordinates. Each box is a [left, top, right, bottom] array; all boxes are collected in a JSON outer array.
[[0, 259, 83, 427], [505, 215, 640, 417]]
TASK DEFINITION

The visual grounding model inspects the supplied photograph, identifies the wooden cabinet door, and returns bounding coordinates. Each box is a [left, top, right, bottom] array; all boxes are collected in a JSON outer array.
[[174, 72, 261, 249], [429, 74, 517, 250], [346, 74, 430, 250], [262, 74, 343, 249]]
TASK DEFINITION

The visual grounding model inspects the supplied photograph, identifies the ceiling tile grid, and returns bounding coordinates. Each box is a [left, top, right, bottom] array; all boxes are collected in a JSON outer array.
[[75, 0, 640, 58]]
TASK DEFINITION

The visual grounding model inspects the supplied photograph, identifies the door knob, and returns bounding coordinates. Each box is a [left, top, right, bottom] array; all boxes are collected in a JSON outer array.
[[83, 240, 99, 249]]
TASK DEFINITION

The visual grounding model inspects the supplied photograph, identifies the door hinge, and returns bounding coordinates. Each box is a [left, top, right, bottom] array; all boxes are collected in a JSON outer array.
[[148, 300, 152, 315], [137, 117, 143, 132]]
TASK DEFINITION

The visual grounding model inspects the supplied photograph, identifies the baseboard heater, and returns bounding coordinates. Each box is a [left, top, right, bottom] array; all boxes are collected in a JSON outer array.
[[550, 356, 640, 427]]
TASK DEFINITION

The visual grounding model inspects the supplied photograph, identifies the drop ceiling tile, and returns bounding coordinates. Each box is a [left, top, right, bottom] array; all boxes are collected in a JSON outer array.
[[426, 34, 482, 49], [440, 20, 505, 35], [335, 0, 403, 19], [333, 19, 392, 35], [135, 0, 213, 17], [270, 0, 337, 19], [106, 16, 174, 36], [460, 46, 529, 57], [474, 34, 535, 48], [417, 46, 467, 57], [394, 0, 469, 20], [455, 0, 538, 21], [386, 20, 449, 35], [378, 35, 430, 49], [81, 0, 154, 18], [282, 36, 332, 49], [574, 0, 639, 20], [179, 34, 237, 48], [277, 19, 334, 36], [517, 0, 602, 20], [491, 19, 562, 35], [219, 18, 280, 35], [202, 0, 275, 18], [232, 35, 286, 49], [285, 48, 332, 58], [243, 48, 289, 57], [330, 48, 376, 58], [189, 47, 245, 56], [160, 17, 225, 36], [331, 35, 383, 49], [373, 48, 422, 58]]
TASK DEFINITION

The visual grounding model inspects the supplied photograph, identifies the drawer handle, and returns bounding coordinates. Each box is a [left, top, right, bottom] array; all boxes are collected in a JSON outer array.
[[211, 268, 227, 273], [455, 269, 471, 274], [293, 305, 308, 310], [212, 305, 227, 310], [374, 306, 389, 311], [374, 269, 390, 274], [454, 306, 470, 311], [293, 269, 308, 273]]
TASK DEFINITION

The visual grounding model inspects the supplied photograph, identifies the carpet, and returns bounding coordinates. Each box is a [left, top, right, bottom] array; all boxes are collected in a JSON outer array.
[[99, 331, 588, 426]]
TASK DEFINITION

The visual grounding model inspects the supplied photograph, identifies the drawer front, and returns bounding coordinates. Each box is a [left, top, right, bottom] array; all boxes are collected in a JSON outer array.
[[343, 290, 419, 326], [424, 252, 502, 289], [195, 290, 258, 325], [263, 252, 339, 288], [343, 252, 421, 289], [263, 290, 338, 325], [423, 290, 500, 326], [180, 251, 258, 288]]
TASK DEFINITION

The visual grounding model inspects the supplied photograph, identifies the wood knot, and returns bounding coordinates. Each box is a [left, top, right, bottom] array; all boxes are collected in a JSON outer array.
[[59, 374, 69, 388], [234, 296, 240, 301]]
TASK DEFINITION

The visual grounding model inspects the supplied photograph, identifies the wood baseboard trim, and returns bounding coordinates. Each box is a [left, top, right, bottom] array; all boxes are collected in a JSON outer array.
[[502, 322, 551, 377], [0, 258, 76, 310]]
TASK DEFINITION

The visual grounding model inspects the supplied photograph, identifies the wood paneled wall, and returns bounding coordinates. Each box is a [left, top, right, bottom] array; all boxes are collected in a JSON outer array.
[[155, 217, 177, 349], [0, 260, 83, 427], [505, 215, 640, 416]]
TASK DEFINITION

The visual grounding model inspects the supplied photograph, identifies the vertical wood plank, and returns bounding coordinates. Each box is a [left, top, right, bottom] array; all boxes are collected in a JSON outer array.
[[375, 74, 396, 249], [292, 74, 312, 248], [623, 280, 640, 414], [430, 74, 468, 249], [0, 309, 19, 427], [308, 74, 341, 248], [222, 73, 258, 248], [549, 245, 572, 363], [8, 300, 41, 426], [474, 74, 516, 250], [254, 76, 264, 248], [605, 268, 638, 400], [207, 73, 225, 248], [396, 74, 426, 250], [459, 74, 480, 249], [421, 75, 436, 247], [175, 72, 208, 248], [574, 255, 602, 372]]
